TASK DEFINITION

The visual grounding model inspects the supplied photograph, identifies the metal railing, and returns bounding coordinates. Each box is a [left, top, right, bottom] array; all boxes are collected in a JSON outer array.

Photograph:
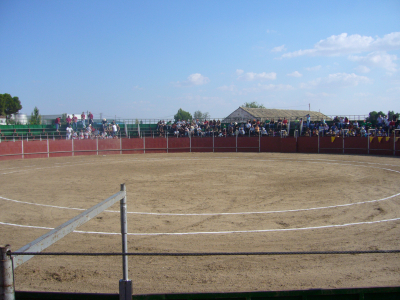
[[0, 184, 132, 300]]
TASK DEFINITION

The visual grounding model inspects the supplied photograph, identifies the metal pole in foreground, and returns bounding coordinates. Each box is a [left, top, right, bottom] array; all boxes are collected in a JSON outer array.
[[0, 245, 14, 300], [119, 184, 132, 300]]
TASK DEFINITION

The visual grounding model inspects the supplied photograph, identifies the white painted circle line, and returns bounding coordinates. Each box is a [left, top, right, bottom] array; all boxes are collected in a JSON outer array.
[[1, 157, 399, 216], [1, 217, 400, 236], [1, 192, 399, 216]]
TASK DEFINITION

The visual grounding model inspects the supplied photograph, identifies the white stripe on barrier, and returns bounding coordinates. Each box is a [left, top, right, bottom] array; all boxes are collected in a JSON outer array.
[[1, 217, 400, 236]]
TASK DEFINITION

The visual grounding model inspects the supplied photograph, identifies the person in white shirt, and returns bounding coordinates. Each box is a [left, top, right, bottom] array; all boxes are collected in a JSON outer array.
[[66, 125, 73, 140]]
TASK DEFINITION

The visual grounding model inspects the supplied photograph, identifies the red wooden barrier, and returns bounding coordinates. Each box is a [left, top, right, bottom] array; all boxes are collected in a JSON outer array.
[[215, 137, 236, 152], [319, 137, 343, 154], [297, 137, 318, 153], [167, 138, 190, 153], [237, 137, 258, 152], [145, 138, 167, 154], [191, 137, 213, 152], [49, 140, 72, 158], [24, 141, 48, 159], [0, 136, 399, 161], [74, 139, 97, 156], [0, 141, 23, 161], [121, 138, 144, 154], [98, 139, 120, 155]]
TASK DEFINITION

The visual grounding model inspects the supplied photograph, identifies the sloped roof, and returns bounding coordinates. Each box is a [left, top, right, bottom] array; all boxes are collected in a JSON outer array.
[[236, 107, 331, 121]]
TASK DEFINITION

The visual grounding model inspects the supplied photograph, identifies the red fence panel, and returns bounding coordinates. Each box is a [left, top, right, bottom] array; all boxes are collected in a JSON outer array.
[[74, 139, 97, 156], [214, 137, 236, 152], [369, 137, 393, 156], [344, 137, 368, 155], [237, 137, 258, 152], [280, 138, 297, 153], [122, 138, 144, 154], [168, 138, 190, 153], [260, 137, 281, 152], [191, 137, 213, 152], [145, 138, 167, 153], [297, 137, 318, 153], [319, 137, 342, 154], [24, 140, 48, 159], [98, 139, 120, 155], [49, 140, 73, 158], [0, 141, 23, 160]]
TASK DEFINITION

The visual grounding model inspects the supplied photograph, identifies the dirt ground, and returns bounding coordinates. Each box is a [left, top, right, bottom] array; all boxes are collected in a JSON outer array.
[[0, 152, 399, 295]]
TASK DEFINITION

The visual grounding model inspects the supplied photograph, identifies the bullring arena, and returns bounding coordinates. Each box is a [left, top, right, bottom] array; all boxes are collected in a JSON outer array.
[[0, 137, 400, 295]]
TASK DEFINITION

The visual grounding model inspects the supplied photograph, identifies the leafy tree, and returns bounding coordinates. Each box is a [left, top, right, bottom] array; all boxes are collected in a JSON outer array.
[[29, 107, 42, 125], [366, 111, 386, 126], [174, 108, 192, 122], [193, 110, 210, 120], [388, 111, 400, 121], [0, 93, 23, 124], [242, 101, 265, 108], [61, 113, 67, 125]]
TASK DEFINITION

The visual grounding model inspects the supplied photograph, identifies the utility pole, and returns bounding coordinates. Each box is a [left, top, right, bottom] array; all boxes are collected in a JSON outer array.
[[309, 103, 310, 111]]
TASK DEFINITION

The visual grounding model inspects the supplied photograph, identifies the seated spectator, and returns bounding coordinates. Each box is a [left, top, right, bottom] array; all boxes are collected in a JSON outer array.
[[79, 130, 84, 140], [282, 117, 288, 129], [261, 127, 268, 136], [277, 117, 283, 129], [269, 119, 275, 129]]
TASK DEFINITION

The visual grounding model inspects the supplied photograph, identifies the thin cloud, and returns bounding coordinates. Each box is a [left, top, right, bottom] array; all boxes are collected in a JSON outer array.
[[354, 66, 371, 73], [287, 71, 303, 77], [305, 65, 321, 71], [174, 73, 210, 87], [237, 71, 277, 81], [282, 32, 400, 58], [218, 85, 237, 92], [349, 52, 398, 72], [271, 45, 286, 52], [236, 69, 244, 75], [300, 73, 372, 89]]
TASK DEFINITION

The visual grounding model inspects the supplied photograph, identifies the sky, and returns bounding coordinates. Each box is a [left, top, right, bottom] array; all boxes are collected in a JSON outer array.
[[1, 0, 399, 120]]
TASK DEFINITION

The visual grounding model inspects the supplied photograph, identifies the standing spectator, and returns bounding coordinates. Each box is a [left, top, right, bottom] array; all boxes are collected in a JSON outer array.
[[55, 116, 61, 132], [66, 115, 72, 127], [306, 114, 311, 128], [81, 112, 86, 128], [72, 114, 78, 131], [66, 125, 73, 140], [88, 112, 94, 126], [112, 122, 118, 138]]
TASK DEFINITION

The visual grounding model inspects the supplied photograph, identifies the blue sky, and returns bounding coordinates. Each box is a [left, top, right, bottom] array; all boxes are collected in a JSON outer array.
[[1, 0, 399, 120]]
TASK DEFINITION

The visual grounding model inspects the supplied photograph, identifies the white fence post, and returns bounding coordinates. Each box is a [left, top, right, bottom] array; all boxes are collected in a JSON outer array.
[[0, 245, 14, 300]]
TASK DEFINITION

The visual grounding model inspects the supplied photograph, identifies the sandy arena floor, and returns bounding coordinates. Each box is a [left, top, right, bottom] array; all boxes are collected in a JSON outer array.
[[0, 152, 400, 294]]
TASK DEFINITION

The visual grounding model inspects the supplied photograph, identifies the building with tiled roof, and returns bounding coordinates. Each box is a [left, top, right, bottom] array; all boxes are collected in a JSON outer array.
[[222, 107, 331, 123]]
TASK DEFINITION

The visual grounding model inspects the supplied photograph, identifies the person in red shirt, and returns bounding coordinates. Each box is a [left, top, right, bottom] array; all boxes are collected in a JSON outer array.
[[66, 115, 72, 127], [282, 117, 288, 130], [55, 117, 61, 132], [88, 112, 94, 126], [81, 112, 86, 127]]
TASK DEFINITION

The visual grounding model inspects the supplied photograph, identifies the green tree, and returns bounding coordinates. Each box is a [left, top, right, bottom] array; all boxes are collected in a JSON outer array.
[[0, 93, 23, 124], [366, 111, 386, 126], [388, 111, 400, 121], [29, 106, 42, 125], [174, 108, 192, 122], [242, 101, 265, 108], [193, 110, 210, 120]]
